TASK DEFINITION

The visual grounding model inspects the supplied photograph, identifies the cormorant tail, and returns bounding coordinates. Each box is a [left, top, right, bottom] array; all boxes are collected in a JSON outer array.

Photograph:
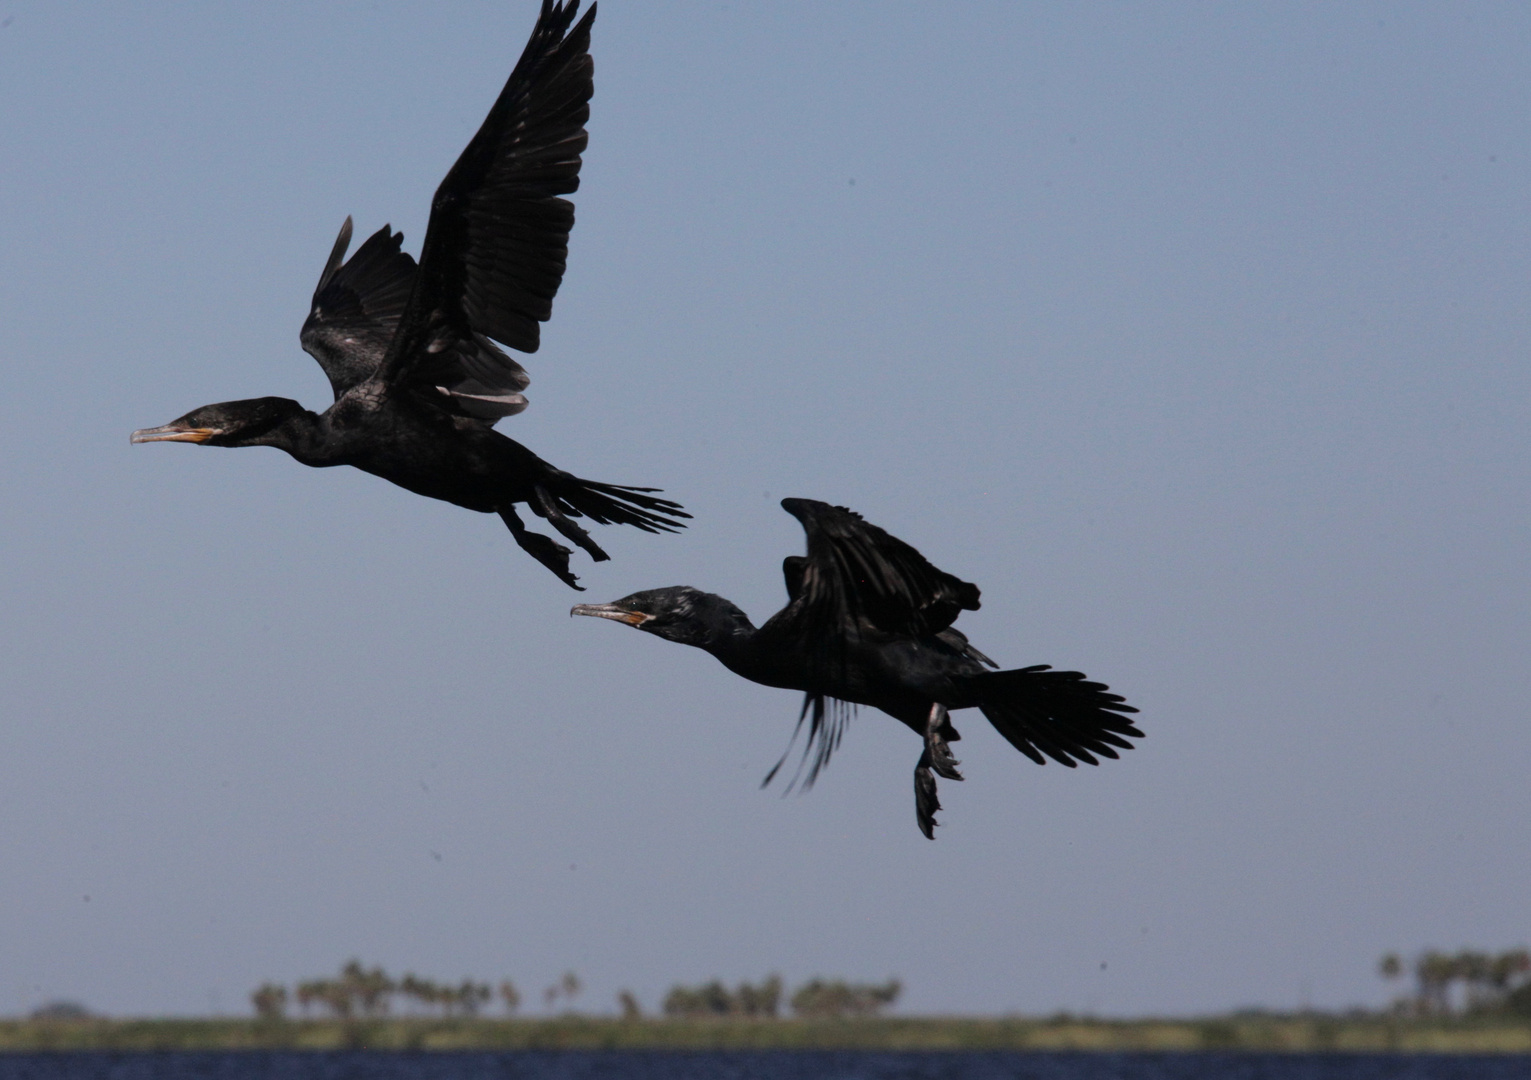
[[958, 665, 1142, 768], [535, 474, 692, 534]]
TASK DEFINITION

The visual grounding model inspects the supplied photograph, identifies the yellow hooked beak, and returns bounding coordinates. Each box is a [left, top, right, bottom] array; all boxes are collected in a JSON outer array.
[[570, 603, 653, 627], [130, 425, 219, 444]]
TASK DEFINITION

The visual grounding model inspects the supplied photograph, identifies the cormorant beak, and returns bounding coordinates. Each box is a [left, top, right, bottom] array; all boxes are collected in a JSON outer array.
[[130, 423, 220, 445], [570, 603, 653, 627]]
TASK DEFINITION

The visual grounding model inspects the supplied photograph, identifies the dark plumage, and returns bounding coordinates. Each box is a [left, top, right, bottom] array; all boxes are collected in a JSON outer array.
[[573, 499, 1142, 838], [132, 1, 687, 589]]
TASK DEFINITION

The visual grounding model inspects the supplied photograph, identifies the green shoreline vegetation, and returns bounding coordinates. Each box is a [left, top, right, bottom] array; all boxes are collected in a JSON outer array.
[[8, 947, 1528, 1054], [2, 1014, 1530, 1054]]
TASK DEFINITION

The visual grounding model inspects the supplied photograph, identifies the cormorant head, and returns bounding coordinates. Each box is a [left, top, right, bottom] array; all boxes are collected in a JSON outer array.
[[572, 586, 752, 651], [131, 397, 309, 448]]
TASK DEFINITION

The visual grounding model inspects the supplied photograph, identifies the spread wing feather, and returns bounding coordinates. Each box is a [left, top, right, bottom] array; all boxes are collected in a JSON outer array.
[[380, 0, 595, 420], [761, 693, 857, 794], [300, 217, 418, 399], [775, 498, 981, 642], [757, 499, 981, 786]]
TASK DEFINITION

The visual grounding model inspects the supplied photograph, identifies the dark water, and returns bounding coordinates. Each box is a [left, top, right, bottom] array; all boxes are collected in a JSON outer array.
[[0, 1053, 1528, 1080]]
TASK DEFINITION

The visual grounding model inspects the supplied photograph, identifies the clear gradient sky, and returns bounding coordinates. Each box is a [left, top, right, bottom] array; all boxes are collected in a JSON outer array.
[[1, 1, 1528, 1018]]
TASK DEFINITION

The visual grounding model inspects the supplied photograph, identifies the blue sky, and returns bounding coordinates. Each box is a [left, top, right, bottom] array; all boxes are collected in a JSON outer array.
[[0, 1, 1528, 1017]]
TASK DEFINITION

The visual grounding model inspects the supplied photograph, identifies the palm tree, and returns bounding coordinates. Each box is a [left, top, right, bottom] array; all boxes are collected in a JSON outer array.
[[499, 980, 521, 1016], [737, 976, 782, 1018], [400, 974, 444, 1015], [1414, 952, 1456, 1016], [449, 981, 491, 1017], [790, 978, 901, 1019], [250, 983, 288, 1021], [295, 979, 346, 1019], [544, 971, 582, 1012], [339, 960, 395, 1018]]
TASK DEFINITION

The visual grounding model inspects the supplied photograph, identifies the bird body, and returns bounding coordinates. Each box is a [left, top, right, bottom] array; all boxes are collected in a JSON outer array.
[[132, 1, 687, 588], [574, 499, 1142, 838], [180, 390, 578, 514]]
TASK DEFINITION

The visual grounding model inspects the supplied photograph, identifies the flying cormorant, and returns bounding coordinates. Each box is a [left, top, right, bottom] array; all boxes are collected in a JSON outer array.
[[573, 499, 1142, 837], [132, 1, 687, 589]]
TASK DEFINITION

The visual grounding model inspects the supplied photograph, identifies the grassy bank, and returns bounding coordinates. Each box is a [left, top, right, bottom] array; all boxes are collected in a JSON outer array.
[[2, 1015, 1530, 1054]]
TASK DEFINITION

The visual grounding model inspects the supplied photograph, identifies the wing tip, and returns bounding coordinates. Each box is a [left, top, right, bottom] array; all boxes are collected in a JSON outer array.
[[780, 496, 860, 524], [312, 216, 355, 300]]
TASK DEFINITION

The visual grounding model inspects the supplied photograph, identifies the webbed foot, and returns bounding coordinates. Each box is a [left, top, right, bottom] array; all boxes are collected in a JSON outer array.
[[925, 702, 964, 781], [499, 505, 583, 590], [534, 484, 611, 563], [914, 750, 942, 840]]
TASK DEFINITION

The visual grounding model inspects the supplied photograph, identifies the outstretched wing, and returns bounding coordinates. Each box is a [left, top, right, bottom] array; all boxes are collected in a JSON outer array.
[[757, 499, 981, 786], [379, 0, 595, 421], [300, 218, 419, 400], [775, 498, 981, 642]]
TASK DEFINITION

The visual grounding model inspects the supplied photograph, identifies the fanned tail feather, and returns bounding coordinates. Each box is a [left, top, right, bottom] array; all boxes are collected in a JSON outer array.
[[539, 475, 691, 534], [962, 665, 1142, 768]]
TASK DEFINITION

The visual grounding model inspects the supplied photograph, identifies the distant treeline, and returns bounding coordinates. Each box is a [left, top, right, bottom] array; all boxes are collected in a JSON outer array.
[[1379, 948, 1531, 1018], [251, 962, 559, 1021], [661, 976, 900, 1019], [250, 962, 900, 1022]]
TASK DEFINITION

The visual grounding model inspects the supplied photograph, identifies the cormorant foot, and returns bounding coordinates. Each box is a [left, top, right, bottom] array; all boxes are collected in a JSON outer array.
[[914, 751, 941, 840], [534, 484, 611, 563], [500, 505, 584, 590], [924, 703, 964, 781], [930, 746, 963, 781]]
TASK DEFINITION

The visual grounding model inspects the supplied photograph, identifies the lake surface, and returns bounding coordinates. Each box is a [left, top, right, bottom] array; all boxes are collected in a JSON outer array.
[[0, 1052, 1527, 1080]]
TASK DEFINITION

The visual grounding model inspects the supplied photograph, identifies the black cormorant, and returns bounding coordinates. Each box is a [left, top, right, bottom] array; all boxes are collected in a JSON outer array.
[[132, 1, 687, 589], [573, 499, 1142, 837]]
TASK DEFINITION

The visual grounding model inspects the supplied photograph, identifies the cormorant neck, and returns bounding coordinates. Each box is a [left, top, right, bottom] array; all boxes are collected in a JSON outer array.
[[664, 593, 760, 672], [699, 610, 760, 675], [244, 404, 329, 464]]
